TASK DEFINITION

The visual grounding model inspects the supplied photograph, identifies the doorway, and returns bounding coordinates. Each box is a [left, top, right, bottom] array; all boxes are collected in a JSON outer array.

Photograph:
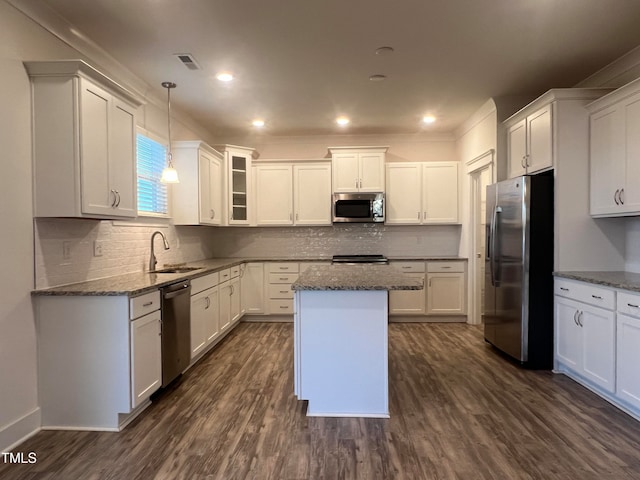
[[466, 151, 494, 325]]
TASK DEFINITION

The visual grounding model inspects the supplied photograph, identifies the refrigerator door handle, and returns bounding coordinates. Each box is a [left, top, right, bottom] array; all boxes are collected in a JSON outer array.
[[489, 206, 502, 287]]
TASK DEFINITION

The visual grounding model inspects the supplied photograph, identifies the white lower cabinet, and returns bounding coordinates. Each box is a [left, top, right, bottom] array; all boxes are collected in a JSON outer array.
[[218, 268, 242, 333], [190, 286, 220, 359], [389, 262, 426, 315], [267, 262, 299, 315], [241, 262, 266, 314], [35, 290, 162, 430], [130, 310, 162, 408], [426, 262, 466, 315], [616, 291, 640, 410], [554, 278, 616, 393]]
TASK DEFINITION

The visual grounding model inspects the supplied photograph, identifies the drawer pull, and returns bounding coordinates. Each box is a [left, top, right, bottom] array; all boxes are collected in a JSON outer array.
[[143, 301, 154, 307], [402, 266, 412, 269], [559, 287, 569, 291], [279, 266, 290, 270], [591, 295, 602, 300], [628, 303, 639, 308], [441, 266, 452, 269], [279, 277, 289, 281], [279, 305, 289, 309], [280, 290, 288, 294]]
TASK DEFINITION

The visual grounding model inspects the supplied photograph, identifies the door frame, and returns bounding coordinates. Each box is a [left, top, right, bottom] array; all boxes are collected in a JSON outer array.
[[465, 149, 495, 325]]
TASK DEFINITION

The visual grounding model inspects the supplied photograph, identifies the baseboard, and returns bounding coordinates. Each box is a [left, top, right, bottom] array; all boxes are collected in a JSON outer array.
[[389, 315, 467, 323], [0, 407, 41, 452], [241, 314, 293, 323]]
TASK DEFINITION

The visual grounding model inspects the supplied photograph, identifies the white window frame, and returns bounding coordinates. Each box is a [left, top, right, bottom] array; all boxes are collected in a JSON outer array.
[[136, 127, 170, 218]]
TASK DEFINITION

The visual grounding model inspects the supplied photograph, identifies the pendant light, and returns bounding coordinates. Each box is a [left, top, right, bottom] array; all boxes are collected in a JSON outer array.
[[160, 81, 179, 184]]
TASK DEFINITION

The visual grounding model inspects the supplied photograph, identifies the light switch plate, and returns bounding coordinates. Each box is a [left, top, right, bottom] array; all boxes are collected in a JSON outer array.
[[93, 240, 104, 257]]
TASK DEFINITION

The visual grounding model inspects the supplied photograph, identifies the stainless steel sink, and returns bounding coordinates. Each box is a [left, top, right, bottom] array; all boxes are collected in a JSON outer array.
[[151, 267, 202, 274]]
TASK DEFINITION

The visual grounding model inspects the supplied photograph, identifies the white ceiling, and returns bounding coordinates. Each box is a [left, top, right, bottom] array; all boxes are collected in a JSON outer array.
[[19, 0, 640, 136]]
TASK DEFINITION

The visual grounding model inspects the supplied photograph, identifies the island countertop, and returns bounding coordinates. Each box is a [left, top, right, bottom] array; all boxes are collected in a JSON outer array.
[[291, 264, 424, 291]]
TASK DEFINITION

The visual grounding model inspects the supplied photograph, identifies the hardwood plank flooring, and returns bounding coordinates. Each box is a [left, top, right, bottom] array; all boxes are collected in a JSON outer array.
[[3, 323, 640, 479]]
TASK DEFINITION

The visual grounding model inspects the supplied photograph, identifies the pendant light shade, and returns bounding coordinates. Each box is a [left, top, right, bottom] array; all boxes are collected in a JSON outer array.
[[160, 81, 179, 184]]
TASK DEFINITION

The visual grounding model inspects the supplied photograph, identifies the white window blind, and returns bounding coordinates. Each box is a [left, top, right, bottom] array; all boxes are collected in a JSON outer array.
[[137, 133, 169, 215]]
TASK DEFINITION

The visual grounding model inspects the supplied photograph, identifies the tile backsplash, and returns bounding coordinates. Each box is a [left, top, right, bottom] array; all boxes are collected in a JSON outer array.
[[34, 219, 461, 288], [34, 218, 215, 289]]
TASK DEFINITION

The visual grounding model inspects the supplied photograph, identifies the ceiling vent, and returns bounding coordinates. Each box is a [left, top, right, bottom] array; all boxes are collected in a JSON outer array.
[[174, 53, 200, 70]]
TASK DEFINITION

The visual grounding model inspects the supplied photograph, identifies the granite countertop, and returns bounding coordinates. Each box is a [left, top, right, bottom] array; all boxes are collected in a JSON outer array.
[[292, 264, 424, 291], [33, 256, 462, 297], [554, 271, 640, 293]]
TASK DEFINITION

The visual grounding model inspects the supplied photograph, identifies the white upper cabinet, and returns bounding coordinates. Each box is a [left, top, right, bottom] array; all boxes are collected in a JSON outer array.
[[216, 145, 257, 225], [255, 162, 331, 226], [329, 147, 387, 192], [506, 104, 552, 178], [588, 79, 640, 217], [26, 60, 142, 219], [386, 162, 459, 225], [294, 163, 332, 225], [172, 141, 223, 225], [255, 164, 294, 225]]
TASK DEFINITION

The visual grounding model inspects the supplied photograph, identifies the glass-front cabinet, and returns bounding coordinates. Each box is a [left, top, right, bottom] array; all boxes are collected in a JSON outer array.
[[215, 145, 256, 225]]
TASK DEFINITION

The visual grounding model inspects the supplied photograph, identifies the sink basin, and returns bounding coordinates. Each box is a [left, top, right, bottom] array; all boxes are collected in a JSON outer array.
[[151, 267, 202, 274]]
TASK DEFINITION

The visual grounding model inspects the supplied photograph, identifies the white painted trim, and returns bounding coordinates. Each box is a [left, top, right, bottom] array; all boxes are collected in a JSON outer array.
[[465, 149, 495, 172], [456, 99, 496, 139], [575, 44, 640, 88], [0, 407, 41, 452]]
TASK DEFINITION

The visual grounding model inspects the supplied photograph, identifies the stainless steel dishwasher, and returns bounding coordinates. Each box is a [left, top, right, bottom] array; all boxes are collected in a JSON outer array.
[[160, 280, 191, 387]]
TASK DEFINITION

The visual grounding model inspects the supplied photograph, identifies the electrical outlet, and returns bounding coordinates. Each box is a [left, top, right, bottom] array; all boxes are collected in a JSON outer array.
[[93, 240, 104, 257], [62, 241, 71, 260]]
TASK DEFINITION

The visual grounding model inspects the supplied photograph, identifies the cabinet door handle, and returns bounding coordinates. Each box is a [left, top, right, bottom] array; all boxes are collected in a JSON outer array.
[[289, 212, 293, 221], [110, 189, 117, 207], [525, 154, 530, 167], [210, 209, 215, 219], [591, 294, 602, 300], [521, 156, 526, 169], [620, 188, 625, 205], [628, 303, 639, 308], [577, 311, 584, 327], [205, 297, 210, 309], [230, 285, 234, 296], [418, 212, 421, 220], [355, 179, 358, 189], [560, 287, 569, 291], [429, 278, 432, 287], [115, 191, 121, 208], [573, 310, 579, 325], [296, 213, 299, 221], [614, 189, 620, 205]]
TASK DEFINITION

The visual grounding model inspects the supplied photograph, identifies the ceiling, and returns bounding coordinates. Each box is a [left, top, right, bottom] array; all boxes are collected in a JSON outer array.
[[18, 0, 640, 137]]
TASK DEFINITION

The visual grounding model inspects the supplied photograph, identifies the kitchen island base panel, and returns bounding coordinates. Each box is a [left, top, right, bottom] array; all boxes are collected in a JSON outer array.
[[297, 290, 389, 418]]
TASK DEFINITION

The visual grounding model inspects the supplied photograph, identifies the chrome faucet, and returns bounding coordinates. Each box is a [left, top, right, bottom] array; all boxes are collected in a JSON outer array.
[[149, 231, 170, 271]]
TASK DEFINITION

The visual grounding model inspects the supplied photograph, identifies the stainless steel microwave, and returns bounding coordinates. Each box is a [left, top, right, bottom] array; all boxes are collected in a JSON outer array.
[[332, 192, 384, 223]]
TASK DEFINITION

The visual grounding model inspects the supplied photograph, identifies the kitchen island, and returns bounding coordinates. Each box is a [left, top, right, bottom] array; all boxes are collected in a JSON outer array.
[[291, 264, 423, 418]]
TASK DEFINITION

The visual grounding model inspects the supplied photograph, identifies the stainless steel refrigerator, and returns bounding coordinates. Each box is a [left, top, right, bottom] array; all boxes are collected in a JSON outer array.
[[483, 173, 554, 368]]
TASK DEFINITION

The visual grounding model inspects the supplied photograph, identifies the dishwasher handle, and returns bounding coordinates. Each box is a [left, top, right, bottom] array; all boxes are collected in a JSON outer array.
[[162, 282, 191, 299]]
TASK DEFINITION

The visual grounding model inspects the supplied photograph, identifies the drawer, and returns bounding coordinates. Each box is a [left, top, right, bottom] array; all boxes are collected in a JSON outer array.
[[230, 265, 241, 278], [191, 272, 219, 295], [130, 290, 160, 320], [269, 299, 294, 314], [618, 291, 640, 318], [554, 278, 615, 310], [392, 261, 426, 273], [268, 283, 294, 299], [269, 273, 299, 284], [268, 262, 299, 274], [218, 268, 232, 283], [427, 261, 465, 273]]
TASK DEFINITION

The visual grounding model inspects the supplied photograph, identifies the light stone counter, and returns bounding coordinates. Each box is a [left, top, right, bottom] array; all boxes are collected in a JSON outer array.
[[292, 264, 423, 291], [554, 271, 640, 293]]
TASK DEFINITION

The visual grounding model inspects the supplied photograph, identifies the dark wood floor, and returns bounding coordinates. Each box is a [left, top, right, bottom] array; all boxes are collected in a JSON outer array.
[[3, 322, 640, 480]]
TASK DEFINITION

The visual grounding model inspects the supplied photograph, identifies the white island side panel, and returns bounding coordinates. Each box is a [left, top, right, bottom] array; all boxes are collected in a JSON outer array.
[[298, 289, 389, 418]]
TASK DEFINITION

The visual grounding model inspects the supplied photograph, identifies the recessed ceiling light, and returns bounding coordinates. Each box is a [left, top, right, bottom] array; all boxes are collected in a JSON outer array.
[[369, 74, 387, 82], [252, 119, 265, 127], [336, 116, 350, 126], [216, 72, 233, 82], [422, 115, 436, 125], [375, 46, 395, 56]]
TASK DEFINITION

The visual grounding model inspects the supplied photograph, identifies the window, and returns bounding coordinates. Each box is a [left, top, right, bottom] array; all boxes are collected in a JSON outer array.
[[136, 131, 169, 216]]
